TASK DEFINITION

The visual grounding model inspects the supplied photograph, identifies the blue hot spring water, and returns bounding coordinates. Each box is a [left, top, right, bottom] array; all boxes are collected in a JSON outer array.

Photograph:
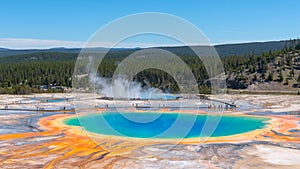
[[64, 112, 269, 139], [47, 98, 68, 103]]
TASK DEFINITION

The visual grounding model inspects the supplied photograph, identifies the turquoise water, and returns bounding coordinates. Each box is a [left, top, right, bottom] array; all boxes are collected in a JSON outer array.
[[47, 98, 68, 103], [64, 112, 269, 139]]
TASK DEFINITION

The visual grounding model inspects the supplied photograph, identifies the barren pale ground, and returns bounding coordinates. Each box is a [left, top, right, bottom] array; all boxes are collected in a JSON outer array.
[[0, 94, 299, 168]]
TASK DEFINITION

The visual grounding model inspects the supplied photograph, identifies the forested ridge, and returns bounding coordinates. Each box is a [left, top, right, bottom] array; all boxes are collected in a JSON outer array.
[[0, 39, 300, 94], [0, 39, 295, 57]]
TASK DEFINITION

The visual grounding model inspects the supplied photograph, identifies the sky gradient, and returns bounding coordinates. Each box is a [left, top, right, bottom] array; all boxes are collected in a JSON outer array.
[[0, 0, 299, 49]]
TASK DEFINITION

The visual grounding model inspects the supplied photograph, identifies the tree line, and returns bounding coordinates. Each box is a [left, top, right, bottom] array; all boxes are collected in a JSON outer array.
[[0, 39, 300, 94]]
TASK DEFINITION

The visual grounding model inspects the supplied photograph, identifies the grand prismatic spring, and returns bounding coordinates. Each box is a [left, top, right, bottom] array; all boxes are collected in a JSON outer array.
[[0, 94, 300, 168], [64, 112, 269, 139]]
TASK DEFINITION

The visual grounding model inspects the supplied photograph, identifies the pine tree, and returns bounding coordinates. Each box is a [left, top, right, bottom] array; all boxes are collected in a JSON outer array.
[[296, 39, 300, 50], [268, 72, 273, 81], [278, 69, 284, 82], [284, 78, 289, 85], [290, 68, 295, 77]]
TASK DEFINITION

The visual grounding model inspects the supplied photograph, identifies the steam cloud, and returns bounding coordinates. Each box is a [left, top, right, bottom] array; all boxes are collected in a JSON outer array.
[[87, 56, 166, 99]]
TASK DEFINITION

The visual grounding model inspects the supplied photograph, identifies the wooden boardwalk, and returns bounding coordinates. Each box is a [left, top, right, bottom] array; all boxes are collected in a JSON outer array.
[[197, 95, 237, 107], [0, 108, 75, 112]]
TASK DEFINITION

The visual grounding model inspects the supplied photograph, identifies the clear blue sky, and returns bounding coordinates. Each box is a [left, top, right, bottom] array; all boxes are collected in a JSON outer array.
[[0, 0, 299, 48]]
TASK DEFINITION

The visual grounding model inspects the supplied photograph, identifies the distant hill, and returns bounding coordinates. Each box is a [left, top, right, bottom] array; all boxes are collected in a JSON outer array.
[[0, 48, 82, 57], [0, 39, 299, 94], [0, 47, 136, 58], [0, 40, 294, 58], [0, 48, 10, 51], [0, 52, 78, 63], [215, 41, 292, 56], [158, 40, 293, 57]]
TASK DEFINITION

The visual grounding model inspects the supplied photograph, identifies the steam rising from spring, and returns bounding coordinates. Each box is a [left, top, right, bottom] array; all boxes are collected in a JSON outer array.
[[87, 56, 166, 99]]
